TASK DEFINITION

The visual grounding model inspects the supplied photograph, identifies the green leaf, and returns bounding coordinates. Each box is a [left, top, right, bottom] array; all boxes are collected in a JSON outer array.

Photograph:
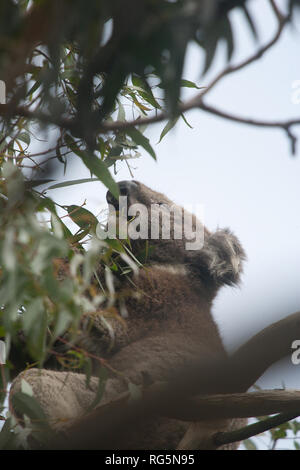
[[25, 179, 54, 189], [203, 42, 218, 75], [0, 417, 16, 449], [11, 391, 48, 425], [18, 133, 31, 146], [180, 79, 203, 90], [106, 144, 123, 159], [56, 141, 65, 167], [243, 439, 257, 450], [86, 367, 107, 412], [27, 79, 42, 97], [293, 421, 300, 433], [104, 237, 125, 252], [50, 213, 64, 239], [64, 134, 119, 198], [181, 113, 193, 129], [126, 128, 156, 160], [131, 75, 161, 109], [117, 100, 126, 121], [47, 178, 99, 190], [139, 91, 161, 110], [222, 15, 234, 62], [53, 310, 72, 339], [65, 205, 98, 230], [2, 161, 25, 208], [240, 5, 258, 41], [84, 356, 92, 388], [21, 379, 33, 397], [49, 212, 73, 241], [271, 423, 289, 440], [64, 134, 84, 157], [69, 227, 90, 244], [158, 117, 179, 143], [80, 153, 119, 199], [35, 195, 56, 214], [199, 30, 219, 76], [23, 298, 47, 361]]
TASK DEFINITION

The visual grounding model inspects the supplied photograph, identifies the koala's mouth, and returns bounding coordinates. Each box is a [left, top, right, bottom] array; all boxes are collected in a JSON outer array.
[[106, 180, 138, 211]]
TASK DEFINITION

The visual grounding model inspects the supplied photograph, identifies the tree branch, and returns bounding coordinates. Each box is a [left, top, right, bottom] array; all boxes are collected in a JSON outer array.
[[45, 310, 300, 449], [214, 411, 299, 448], [198, 102, 300, 155], [0, 104, 76, 134], [167, 390, 300, 422], [91, 101, 300, 154], [197, 104, 300, 130]]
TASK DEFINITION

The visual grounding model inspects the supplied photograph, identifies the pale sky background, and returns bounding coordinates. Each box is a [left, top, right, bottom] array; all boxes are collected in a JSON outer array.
[[3, 0, 300, 450], [39, 0, 300, 391]]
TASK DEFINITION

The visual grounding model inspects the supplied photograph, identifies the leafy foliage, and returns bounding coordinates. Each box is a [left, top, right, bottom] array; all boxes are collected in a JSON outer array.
[[242, 417, 300, 450], [0, 0, 264, 187]]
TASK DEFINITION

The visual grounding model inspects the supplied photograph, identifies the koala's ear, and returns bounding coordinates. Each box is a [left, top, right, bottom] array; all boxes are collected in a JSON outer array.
[[187, 229, 246, 287]]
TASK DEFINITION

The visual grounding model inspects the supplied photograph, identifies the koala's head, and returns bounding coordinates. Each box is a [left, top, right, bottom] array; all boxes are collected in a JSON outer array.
[[105, 180, 246, 288]]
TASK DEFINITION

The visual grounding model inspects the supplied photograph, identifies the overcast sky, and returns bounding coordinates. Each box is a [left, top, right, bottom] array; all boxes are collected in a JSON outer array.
[[32, 0, 300, 392]]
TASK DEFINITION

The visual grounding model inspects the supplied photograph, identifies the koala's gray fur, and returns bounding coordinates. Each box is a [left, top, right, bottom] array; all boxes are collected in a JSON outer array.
[[10, 180, 246, 449]]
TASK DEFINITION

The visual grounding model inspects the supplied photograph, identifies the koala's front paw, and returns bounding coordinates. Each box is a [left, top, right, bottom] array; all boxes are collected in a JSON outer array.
[[78, 311, 129, 358], [204, 229, 246, 286]]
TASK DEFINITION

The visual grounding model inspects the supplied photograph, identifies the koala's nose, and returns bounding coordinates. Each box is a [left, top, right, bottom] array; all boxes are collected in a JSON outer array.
[[106, 180, 138, 205]]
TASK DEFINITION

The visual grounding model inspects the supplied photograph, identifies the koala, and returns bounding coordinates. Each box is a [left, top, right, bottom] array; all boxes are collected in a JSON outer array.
[[10, 180, 246, 449]]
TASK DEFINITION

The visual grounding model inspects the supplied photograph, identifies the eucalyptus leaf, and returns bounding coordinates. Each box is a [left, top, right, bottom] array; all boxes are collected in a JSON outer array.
[[66, 205, 99, 230], [80, 153, 119, 199], [11, 391, 48, 425], [158, 117, 179, 143], [240, 4, 258, 41], [18, 133, 31, 146], [47, 178, 99, 190], [25, 179, 54, 189], [181, 79, 203, 90], [126, 128, 156, 160], [243, 439, 257, 450], [86, 367, 107, 412]]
